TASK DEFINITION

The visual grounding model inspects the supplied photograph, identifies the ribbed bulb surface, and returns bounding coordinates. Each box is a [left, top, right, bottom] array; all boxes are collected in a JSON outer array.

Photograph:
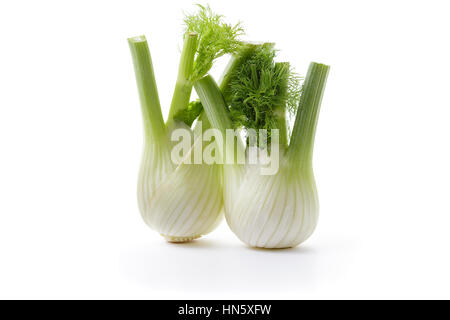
[[137, 133, 223, 242], [224, 160, 319, 249]]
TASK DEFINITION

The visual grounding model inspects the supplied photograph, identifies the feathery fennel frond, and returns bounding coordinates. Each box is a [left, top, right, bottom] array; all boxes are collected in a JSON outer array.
[[227, 44, 302, 144], [184, 4, 244, 81]]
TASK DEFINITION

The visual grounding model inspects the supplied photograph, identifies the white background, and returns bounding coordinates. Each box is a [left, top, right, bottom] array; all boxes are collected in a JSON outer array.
[[0, 0, 449, 299]]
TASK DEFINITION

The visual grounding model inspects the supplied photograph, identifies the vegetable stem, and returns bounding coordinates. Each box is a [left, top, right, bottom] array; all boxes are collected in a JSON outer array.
[[195, 75, 232, 135], [288, 62, 330, 167], [274, 106, 288, 149], [128, 36, 166, 140], [167, 33, 198, 123], [195, 75, 245, 164]]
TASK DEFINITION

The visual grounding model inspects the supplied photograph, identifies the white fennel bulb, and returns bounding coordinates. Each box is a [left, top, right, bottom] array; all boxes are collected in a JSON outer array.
[[139, 136, 223, 242], [195, 62, 329, 248], [128, 6, 243, 242], [129, 36, 224, 242], [225, 159, 318, 248]]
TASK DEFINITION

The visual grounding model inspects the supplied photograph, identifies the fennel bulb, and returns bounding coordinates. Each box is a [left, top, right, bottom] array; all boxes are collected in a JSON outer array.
[[227, 159, 318, 248], [129, 36, 223, 242], [195, 62, 330, 248], [128, 6, 242, 242]]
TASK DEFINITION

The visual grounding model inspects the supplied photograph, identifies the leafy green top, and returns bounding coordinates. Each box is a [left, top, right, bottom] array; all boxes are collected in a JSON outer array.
[[184, 5, 244, 81], [227, 44, 302, 143], [173, 100, 203, 127]]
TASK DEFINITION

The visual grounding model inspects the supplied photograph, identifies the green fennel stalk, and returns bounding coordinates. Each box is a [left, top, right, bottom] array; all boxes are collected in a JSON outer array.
[[128, 36, 166, 142], [287, 63, 330, 168], [167, 33, 198, 125]]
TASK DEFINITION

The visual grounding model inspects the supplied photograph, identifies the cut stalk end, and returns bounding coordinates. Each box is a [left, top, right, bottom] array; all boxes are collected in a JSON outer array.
[[127, 35, 147, 43]]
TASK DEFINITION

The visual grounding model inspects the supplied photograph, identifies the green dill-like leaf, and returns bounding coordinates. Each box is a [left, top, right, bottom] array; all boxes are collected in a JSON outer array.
[[184, 4, 244, 81], [226, 44, 302, 145], [287, 71, 303, 117], [173, 100, 204, 127]]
